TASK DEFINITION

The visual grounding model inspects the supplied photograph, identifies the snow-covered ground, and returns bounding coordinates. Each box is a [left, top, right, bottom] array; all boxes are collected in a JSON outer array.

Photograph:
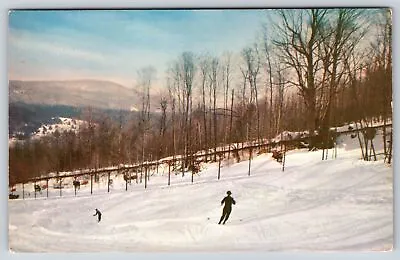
[[9, 117, 86, 147], [32, 117, 85, 138], [8, 131, 393, 252]]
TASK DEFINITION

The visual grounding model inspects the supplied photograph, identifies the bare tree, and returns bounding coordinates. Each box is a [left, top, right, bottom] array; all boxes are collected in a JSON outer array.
[[272, 9, 327, 134], [275, 58, 289, 135], [159, 96, 168, 158], [319, 9, 367, 159], [262, 27, 276, 138], [222, 52, 233, 147], [241, 45, 261, 143], [136, 66, 156, 180], [199, 55, 210, 157], [180, 52, 196, 172], [368, 8, 392, 162], [209, 56, 219, 161]]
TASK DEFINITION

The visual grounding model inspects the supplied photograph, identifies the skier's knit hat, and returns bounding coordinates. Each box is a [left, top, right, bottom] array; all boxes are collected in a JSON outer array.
[[227, 191, 232, 195]]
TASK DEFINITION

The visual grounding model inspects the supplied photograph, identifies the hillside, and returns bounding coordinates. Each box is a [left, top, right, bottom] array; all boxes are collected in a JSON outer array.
[[8, 103, 147, 139], [8, 130, 393, 252], [8, 103, 82, 139], [9, 79, 145, 111]]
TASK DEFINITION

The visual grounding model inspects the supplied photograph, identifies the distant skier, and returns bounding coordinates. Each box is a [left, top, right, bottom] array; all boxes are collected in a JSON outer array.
[[218, 191, 236, 225], [93, 208, 102, 223]]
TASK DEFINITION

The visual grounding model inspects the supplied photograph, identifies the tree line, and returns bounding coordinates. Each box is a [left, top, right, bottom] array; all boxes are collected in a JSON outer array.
[[9, 8, 392, 185]]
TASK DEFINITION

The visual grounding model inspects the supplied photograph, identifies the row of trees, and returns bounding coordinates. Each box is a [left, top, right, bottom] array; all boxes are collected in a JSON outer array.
[[9, 8, 392, 185]]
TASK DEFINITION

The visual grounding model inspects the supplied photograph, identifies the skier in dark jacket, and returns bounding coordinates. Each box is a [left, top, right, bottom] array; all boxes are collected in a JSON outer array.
[[218, 191, 236, 225], [93, 208, 102, 222]]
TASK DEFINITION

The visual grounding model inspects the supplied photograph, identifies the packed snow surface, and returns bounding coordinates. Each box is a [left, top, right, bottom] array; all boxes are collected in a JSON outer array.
[[8, 133, 393, 252]]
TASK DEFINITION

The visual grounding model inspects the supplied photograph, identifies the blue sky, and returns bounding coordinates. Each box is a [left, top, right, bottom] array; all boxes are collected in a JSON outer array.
[[8, 10, 266, 87]]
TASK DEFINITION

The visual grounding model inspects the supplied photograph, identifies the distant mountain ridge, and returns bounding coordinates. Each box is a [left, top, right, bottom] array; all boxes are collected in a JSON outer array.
[[9, 79, 144, 111]]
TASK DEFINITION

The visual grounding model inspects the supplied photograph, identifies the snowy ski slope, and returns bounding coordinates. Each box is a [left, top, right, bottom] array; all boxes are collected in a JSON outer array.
[[8, 131, 393, 252]]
